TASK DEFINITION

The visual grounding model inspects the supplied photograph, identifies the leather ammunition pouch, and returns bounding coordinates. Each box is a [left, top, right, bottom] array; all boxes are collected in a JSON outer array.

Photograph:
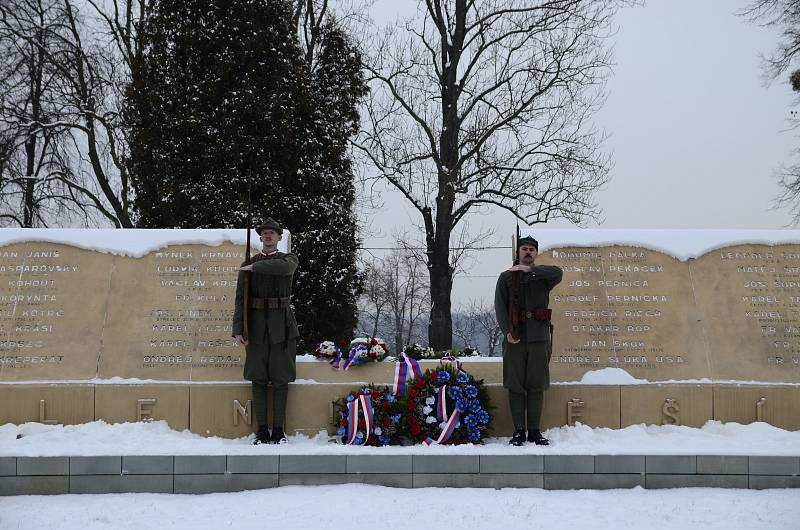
[[250, 296, 291, 309], [519, 308, 552, 321]]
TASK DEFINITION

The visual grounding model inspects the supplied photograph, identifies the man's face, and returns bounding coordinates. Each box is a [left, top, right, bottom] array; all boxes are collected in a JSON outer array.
[[260, 228, 282, 247], [518, 244, 538, 265]]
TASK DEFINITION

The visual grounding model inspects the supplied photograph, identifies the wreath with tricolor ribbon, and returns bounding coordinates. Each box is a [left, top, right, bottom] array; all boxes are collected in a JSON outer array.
[[333, 385, 404, 446], [333, 358, 492, 445], [396, 359, 492, 445]]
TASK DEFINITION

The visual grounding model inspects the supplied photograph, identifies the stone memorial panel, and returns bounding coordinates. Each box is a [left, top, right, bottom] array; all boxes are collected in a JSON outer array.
[[99, 243, 244, 381], [94, 385, 189, 430], [712, 385, 800, 430], [620, 384, 713, 428], [548, 246, 708, 382], [540, 385, 621, 429], [0, 243, 111, 381], [0, 384, 94, 425], [691, 245, 800, 382]]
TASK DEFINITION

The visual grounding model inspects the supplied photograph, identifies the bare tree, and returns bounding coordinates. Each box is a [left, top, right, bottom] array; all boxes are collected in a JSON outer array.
[[357, 256, 392, 339], [291, 0, 372, 70], [0, 0, 148, 227], [0, 0, 87, 227], [740, 1, 800, 223], [452, 308, 479, 350], [357, 245, 430, 352], [453, 299, 502, 355], [472, 299, 503, 356], [354, 0, 626, 349], [383, 248, 430, 353]]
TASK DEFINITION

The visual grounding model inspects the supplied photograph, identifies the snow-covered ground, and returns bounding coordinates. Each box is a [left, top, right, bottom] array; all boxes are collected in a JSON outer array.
[[0, 485, 797, 530], [2, 418, 798, 530], [1, 419, 798, 456]]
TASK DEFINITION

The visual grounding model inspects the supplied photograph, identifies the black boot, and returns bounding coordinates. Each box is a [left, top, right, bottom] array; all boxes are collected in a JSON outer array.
[[253, 425, 270, 445], [270, 426, 288, 444], [508, 430, 526, 446], [528, 429, 550, 446]]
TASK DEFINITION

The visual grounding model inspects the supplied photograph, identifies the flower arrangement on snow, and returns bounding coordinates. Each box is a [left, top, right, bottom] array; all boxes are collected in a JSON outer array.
[[396, 364, 491, 445], [402, 343, 482, 360], [333, 385, 404, 446], [402, 343, 437, 359], [314, 338, 390, 369], [312, 340, 342, 361], [333, 361, 491, 446]]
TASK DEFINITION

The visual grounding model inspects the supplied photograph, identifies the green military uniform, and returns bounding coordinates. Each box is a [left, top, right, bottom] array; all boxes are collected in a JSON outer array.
[[494, 261, 562, 433], [232, 248, 299, 432]]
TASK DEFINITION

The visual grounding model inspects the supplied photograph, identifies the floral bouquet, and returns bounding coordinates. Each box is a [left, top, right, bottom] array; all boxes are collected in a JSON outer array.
[[333, 337, 389, 369], [402, 343, 437, 360], [396, 365, 491, 445], [333, 385, 403, 446], [459, 347, 481, 357], [312, 340, 342, 361], [401, 344, 482, 360]]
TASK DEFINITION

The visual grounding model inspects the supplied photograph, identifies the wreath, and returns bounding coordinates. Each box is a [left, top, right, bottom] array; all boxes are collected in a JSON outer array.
[[317, 338, 390, 369], [396, 364, 492, 445], [333, 385, 403, 446]]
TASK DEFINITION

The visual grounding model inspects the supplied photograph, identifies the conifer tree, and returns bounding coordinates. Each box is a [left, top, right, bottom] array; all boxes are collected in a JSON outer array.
[[126, 0, 309, 228], [126, 0, 365, 348], [289, 25, 367, 347]]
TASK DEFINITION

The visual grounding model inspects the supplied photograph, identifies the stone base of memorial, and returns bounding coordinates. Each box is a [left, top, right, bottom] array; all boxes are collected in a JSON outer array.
[[1, 361, 798, 437]]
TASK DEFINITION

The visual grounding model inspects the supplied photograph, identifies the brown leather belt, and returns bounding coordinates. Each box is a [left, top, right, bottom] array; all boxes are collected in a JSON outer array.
[[250, 296, 291, 309], [519, 308, 552, 321]]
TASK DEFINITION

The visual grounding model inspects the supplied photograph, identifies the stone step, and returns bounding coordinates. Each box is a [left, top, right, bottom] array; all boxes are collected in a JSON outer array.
[[0, 455, 797, 494]]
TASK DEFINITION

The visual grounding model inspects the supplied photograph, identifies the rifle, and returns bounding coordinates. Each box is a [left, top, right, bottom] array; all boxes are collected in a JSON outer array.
[[508, 224, 521, 342], [242, 188, 252, 342]]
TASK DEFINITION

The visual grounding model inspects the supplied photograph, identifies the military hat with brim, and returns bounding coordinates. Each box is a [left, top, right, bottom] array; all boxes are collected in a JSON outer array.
[[517, 235, 539, 250], [256, 217, 282, 235]]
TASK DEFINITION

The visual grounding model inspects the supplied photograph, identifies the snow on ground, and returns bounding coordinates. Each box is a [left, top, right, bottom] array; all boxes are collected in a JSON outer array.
[[1, 420, 798, 457], [0, 485, 797, 530]]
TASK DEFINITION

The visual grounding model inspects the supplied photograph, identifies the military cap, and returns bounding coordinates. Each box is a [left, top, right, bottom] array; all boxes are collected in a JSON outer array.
[[256, 217, 283, 235], [517, 235, 539, 250]]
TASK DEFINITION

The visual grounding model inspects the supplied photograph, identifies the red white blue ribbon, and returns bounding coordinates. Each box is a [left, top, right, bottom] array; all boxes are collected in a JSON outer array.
[[423, 408, 461, 445], [392, 352, 423, 395], [392, 360, 408, 395], [345, 393, 374, 445], [439, 354, 464, 374], [422, 382, 461, 445], [329, 350, 343, 369], [342, 347, 360, 370], [330, 344, 365, 371], [436, 385, 448, 422]]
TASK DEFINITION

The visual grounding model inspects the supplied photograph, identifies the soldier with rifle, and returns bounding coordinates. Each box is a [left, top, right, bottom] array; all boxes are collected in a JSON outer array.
[[494, 233, 562, 446], [233, 217, 299, 444]]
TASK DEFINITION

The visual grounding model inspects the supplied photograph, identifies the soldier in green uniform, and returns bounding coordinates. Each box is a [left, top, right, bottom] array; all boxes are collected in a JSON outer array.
[[233, 217, 299, 444], [494, 235, 562, 446]]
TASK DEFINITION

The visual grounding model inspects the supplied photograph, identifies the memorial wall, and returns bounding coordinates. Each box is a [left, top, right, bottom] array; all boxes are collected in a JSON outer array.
[[0, 230, 798, 436], [546, 244, 800, 383]]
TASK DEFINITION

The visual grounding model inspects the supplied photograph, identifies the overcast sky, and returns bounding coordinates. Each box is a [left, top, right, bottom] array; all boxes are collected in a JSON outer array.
[[362, 0, 799, 307]]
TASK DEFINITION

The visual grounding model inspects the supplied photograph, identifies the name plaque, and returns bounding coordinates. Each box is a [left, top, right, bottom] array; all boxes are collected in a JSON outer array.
[[99, 243, 245, 381], [691, 244, 800, 381], [547, 246, 705, 382], [0, 244, 111, 380]]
